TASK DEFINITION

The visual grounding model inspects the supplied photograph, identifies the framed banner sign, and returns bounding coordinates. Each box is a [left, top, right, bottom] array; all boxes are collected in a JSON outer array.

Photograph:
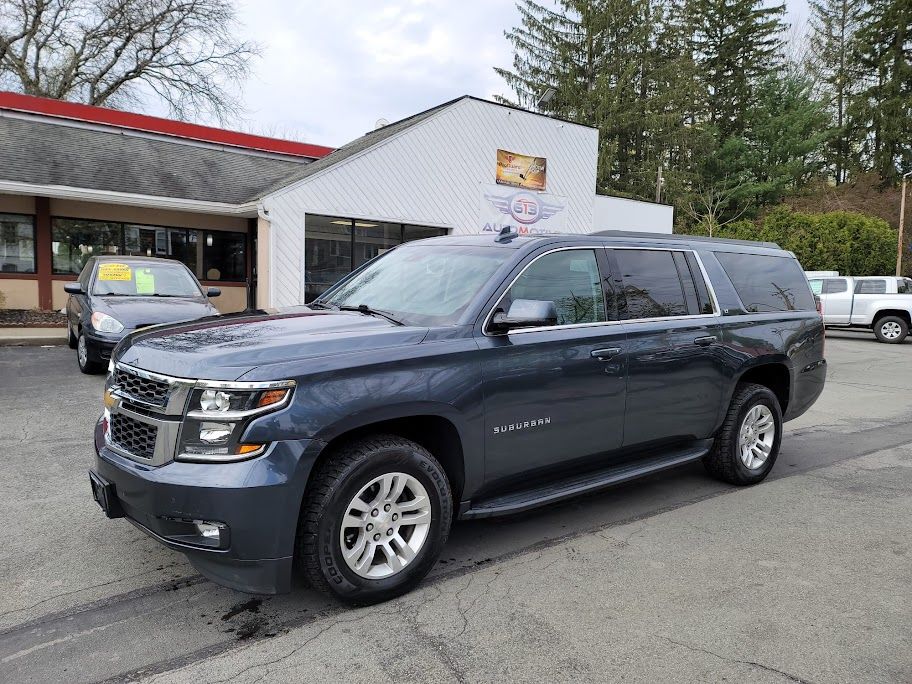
[[496, 149, 547, 190]]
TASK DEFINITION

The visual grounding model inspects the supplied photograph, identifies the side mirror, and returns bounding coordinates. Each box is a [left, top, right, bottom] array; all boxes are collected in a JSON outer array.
[[63, 282, 84, 295], [206, 287, 221, 298], [490, 299, 558, 332]]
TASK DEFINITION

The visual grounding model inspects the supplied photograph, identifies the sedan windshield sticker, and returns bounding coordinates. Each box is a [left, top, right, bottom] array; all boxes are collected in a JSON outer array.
[[97, 263, 132, 281], [135, 268, 155, 294], [493, 417, 551, 435]]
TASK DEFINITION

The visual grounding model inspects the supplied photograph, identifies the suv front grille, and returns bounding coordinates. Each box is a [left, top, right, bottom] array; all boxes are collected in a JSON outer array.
[[113, 367, 170, 406], [110, 414, 158, 460]]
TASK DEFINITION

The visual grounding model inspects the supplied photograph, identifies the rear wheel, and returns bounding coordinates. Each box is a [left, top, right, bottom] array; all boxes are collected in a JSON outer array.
[[703, 383, 782, 485], [873, 316, 908, 344], [296, 435, 452, 605]]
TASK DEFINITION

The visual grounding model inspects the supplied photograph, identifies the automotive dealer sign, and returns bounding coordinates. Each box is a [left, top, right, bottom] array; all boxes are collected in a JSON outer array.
[[478, 183, 568, 235]]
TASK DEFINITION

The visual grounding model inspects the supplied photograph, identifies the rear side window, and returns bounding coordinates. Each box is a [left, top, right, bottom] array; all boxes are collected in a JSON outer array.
[[615, 249, 689, 319], [808, 279, 823, 295], [715, 252, 817, 312], [823, 279, 848, 294], [855, 279, 886, 294]]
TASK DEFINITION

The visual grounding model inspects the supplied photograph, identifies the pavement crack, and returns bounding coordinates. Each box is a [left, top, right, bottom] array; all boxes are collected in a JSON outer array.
[[654, 634, 814, 684]]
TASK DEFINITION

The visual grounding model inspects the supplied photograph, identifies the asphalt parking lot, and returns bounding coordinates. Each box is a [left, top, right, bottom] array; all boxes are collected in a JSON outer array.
[[0, 331, 910, 683]]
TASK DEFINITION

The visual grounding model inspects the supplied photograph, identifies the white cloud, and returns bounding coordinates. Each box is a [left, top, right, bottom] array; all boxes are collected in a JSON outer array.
[[233, 0, 521, 147], [220, 0, 811, 148]]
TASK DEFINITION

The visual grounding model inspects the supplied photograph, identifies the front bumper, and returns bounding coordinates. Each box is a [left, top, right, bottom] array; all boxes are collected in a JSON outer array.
[[83, 330, 122, 362], [92, 419, 323, 594]]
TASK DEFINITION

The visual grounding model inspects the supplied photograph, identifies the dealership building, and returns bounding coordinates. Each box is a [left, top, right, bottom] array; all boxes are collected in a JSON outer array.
[[0, 92, 672, 313]]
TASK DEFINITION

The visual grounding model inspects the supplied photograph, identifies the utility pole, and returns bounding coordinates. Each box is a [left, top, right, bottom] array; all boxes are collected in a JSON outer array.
[[898, 171, 912, 276], [655, 166, 663, 204]]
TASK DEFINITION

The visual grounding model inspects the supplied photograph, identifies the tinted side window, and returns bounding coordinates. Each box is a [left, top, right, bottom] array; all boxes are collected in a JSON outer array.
[[616, 249, 688, 319], [503, 249, 606, 326], [685, 252, 715, 314], [855, 279, 886, 294], [823, 279, 848, 294], [715, 252, 816, 312]]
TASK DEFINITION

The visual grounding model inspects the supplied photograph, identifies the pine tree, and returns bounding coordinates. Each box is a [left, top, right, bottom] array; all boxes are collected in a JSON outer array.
[[496, 1, 701, 201], [851, 0, 912, 183], [808, 0, 866, 184], [685, 0, 786, 137]]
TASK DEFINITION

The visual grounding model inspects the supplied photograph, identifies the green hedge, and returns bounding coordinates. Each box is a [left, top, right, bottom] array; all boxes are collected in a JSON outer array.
[[683, 207, 896, 275]]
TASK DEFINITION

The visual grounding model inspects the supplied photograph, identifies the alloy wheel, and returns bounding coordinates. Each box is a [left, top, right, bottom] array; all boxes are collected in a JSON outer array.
[[339, 472, 432, 579], [881, 321, 902, 340], [738, 404, 775, 470]]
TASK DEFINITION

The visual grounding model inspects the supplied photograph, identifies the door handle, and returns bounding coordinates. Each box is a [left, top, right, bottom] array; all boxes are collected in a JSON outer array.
[[694, 336, 717, 347], [591, 347, 622, 361]]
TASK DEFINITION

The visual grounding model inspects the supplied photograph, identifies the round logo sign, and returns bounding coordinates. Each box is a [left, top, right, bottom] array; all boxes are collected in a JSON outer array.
[[509, 192, 542, 225]]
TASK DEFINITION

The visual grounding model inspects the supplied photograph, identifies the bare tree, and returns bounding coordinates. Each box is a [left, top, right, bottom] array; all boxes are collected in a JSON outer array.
[[682, 181, 751, 237], [0, 0, 258, 123]]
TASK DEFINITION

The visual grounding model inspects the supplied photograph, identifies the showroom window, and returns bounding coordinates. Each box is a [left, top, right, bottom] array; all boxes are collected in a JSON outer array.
[[0, 213, 36, 273], [51, 218, 247, 281], [52, 218, 122, 274], [304, 215, 448, 301]]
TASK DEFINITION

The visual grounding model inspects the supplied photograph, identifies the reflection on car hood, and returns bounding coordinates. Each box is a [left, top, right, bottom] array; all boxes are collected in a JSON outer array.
[[113, 308, 429, 381], [94, 296, 217, 329]]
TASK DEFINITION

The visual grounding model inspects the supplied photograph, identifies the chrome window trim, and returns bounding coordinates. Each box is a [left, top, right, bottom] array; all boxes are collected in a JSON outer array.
[[482, 244, 722, 337]]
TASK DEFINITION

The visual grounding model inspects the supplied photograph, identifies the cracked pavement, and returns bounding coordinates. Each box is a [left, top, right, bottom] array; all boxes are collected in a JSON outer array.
[[0, 331, 910, 683]]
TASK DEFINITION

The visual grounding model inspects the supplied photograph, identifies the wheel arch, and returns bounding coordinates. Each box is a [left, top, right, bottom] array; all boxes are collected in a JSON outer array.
[[309, 404, 469, 504], [872, 309, 911, 327], [735, 360, 792, 415]]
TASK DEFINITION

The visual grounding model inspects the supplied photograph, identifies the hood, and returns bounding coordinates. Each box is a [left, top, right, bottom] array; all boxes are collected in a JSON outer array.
[[93, 295, 217, 330], [113, 308, 430, 380]]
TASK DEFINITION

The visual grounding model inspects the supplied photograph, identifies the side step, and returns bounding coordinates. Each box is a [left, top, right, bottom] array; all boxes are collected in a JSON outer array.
[[460, 441, 712, 519]]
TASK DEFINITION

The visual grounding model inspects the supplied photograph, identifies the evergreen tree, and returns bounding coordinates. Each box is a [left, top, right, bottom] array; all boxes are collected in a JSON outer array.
[[808, 0, 867, 184], [851, 0, 912, 183], [685, 0, 786, 137]]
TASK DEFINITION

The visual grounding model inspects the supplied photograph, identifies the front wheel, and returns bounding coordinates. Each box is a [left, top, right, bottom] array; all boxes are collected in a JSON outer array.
[[296, 435, 452, 605], [77, 333, 104, 374], [873, 316, 908, 344], [703, 383, 783, 485]]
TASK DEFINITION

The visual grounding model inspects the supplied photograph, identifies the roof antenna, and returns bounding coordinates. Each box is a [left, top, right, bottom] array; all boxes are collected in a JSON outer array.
[[495, 225, 519, 243]]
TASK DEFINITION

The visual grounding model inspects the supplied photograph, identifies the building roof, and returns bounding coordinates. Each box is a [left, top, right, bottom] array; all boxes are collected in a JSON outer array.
[[256, 96, 463, 199], [0, 91, 334, 159], [0, 114, 317, 205], [257, 95, 593, 200]]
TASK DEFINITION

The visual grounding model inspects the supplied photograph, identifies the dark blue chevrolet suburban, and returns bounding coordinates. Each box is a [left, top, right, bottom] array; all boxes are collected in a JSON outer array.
[[90, 231, 826, 604]]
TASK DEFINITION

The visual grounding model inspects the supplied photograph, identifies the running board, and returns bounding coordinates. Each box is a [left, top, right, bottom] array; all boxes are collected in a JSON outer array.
[[460, 441, 712, 519]]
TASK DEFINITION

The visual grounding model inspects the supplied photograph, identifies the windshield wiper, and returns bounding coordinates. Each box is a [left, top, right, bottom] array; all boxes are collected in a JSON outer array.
[[338, 304, 403, 326], [308, 301, 336, 310]]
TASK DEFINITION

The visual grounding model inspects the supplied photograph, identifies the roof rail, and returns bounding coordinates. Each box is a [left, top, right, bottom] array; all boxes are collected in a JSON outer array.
[[591, 230, 780, 249]]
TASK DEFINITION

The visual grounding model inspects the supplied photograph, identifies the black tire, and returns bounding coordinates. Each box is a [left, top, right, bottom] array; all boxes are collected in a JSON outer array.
[[296, 434, 452, 605], [77, 333, 104, 374], [703, 383, 782, 486], [873, 315, 908, 344], [66, 322, 77, 349]]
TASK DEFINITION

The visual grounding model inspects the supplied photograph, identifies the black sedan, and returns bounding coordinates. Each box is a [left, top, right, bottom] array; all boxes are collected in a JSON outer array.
[[65, 256, 221, 374]]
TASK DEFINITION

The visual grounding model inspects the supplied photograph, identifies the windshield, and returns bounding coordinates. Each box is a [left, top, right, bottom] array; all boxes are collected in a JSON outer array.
[[317, 244, 510, 326], [91, 261, 203, 297]]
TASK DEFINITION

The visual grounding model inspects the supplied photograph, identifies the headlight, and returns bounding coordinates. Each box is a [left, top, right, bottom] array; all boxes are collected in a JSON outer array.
[[176, 382, 294, 463], [91, 311, 124, 334]]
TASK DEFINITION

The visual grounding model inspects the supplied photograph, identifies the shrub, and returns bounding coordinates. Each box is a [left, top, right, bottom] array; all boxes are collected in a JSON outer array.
[[680, 207, 896, 275]]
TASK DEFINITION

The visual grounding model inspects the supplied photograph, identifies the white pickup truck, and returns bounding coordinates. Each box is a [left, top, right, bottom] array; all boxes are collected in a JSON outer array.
[[808, 275, 912, 343]]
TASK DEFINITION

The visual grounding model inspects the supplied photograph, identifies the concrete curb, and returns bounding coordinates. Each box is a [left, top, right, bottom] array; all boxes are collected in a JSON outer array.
[[0, 328, 67, 346]]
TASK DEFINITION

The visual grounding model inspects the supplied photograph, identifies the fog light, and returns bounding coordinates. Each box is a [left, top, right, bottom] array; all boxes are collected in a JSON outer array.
[[199, 422, 234, 444], [195, 522, 224, 539]]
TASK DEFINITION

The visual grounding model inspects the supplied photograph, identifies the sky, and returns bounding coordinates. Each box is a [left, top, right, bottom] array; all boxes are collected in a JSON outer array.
[[226, 0, 812, 149]]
